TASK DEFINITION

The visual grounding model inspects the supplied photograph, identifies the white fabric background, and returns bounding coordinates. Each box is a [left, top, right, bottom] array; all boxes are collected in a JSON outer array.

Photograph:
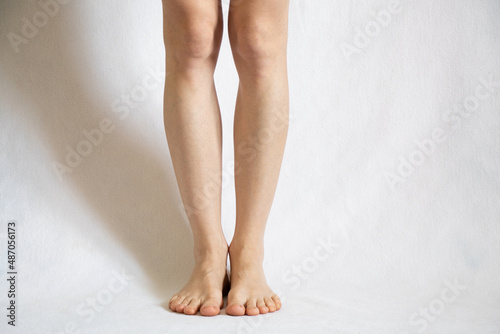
[[1, 0, 499, 333]]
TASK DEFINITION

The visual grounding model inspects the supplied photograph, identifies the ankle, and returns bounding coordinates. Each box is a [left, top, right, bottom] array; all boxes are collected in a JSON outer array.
[[230, 234, 264, 250], [193, 237, 228, 263], [229, 239, 265, 263]]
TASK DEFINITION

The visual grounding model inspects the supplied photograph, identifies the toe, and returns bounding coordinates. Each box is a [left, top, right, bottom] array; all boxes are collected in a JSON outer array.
[[245, 298, 259, 316], [271, 295, 282, 310], [200, 305, 219, 316], [169, 295, 179, 306], [226, 293, 246, 316], [226, 303, 245, 316], [200, 298, 221, 316], [257, 298, 269, 314], [169, 296, 183, 311], [184, 298, 201, 315], [264, 297, 276, 312], [176, 298, 191, 313]]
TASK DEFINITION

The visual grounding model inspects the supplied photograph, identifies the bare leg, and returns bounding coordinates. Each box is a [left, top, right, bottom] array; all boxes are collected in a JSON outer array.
[[161, 0, 229, 316], [225, 0, 290, 316]]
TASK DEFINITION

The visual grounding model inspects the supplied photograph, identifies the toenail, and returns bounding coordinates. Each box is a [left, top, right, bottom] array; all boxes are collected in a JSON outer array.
[[202, 306, 216, 310]]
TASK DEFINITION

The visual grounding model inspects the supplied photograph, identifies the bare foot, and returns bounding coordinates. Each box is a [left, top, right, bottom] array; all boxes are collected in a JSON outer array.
[[169, 241, 229, 316], [226, 242, 282, 316]]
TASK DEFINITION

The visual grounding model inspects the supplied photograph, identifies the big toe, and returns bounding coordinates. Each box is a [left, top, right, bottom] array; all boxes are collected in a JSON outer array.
[[200, 305, 220, 317], [226, 303, 246, 316], [226, 291, 247, 316], [200, 298, 222, 316], [200, 305, 219, 316]]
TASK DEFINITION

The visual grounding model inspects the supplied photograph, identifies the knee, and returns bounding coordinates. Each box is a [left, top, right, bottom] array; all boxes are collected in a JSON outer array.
[[230, 20, 285, 67], [166, 20, 220, 64], [181, 23, 217, 60]]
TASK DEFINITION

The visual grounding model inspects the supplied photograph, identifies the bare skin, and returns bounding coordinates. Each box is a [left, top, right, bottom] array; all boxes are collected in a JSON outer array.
[[162, 0, 289, 316]]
